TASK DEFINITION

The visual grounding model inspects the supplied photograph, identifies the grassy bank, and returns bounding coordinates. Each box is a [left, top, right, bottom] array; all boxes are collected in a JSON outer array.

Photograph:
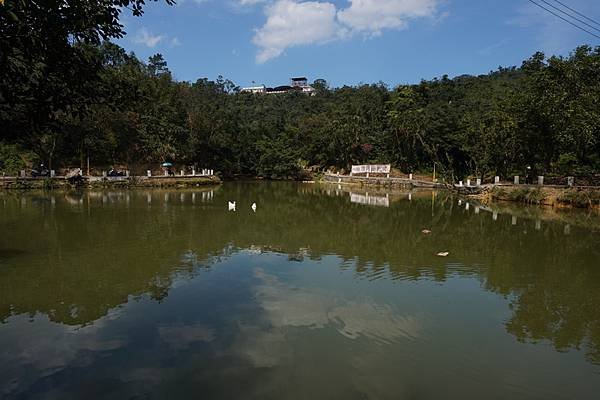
[[489, 186, 600, 209]]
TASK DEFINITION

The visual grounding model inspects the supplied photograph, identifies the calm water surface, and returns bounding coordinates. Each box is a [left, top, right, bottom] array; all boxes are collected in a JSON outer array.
[[1, 182, 599, 399]]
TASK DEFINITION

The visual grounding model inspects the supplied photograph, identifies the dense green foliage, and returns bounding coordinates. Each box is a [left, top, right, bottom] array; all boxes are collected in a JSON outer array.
[[1, 2, 599, 178]]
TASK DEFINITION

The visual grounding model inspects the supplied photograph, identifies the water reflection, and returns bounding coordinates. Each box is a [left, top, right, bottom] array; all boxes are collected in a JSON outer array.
[[0, 183, 599, 399]]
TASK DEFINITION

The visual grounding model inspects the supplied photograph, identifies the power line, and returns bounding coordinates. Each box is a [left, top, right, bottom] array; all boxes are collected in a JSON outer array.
[[527, 0, 600, 40], [538, 0, 600, 34], [550, 0, 600, 29]]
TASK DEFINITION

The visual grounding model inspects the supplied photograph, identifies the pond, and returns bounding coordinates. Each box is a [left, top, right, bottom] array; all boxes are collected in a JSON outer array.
[[1, 182, 599, 399]]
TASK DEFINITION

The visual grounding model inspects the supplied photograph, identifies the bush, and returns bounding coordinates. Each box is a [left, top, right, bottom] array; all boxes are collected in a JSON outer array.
[[0, 143, 27, 175], [491, 187, 546, 204], [558, 190, 600, 208]]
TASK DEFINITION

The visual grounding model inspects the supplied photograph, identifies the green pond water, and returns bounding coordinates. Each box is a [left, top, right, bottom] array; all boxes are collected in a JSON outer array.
[[1, 182, 599, 399]]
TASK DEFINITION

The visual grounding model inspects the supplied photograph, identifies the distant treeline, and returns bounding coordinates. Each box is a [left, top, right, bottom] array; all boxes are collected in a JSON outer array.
[[1, 2, 599, 179]]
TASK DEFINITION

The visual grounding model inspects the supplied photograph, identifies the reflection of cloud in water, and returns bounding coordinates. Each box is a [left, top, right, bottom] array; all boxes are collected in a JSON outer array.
[[234, 324, 292, 368], [158, 323, 215, 349], [330, 302, 420, 343], [0, 312, 125, 397], [253, 268, 421, 344]]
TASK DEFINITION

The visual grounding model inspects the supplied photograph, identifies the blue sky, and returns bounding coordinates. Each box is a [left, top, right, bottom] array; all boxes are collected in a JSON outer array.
[[116, 0, 600, 87]]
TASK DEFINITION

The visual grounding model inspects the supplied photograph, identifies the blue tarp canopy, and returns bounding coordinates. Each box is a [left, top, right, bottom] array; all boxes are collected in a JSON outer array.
[[161, 162, 173, 167]]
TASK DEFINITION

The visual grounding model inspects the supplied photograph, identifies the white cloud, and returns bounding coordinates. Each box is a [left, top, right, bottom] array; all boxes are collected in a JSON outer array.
[[132, 28, 164, 48], [239, 0, 267, 5], [253, 0, 340, 63], [252, 0, 442, 63], [170, 37, 182, 47], [338, 0, 439, 35]]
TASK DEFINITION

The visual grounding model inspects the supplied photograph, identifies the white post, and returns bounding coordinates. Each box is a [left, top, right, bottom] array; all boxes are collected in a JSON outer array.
[[567, 176, 574, 187], [164, 170, 168, 176], [538, 176, 544, 186], [50, 170, 55, 178], [476, 178, 481, 186], [409, 173, 413, 180], [386, 174, 390, 178], [466, 179, 471, 186], [181, 170, 184, 176], [20, 170, 26, 177], [192, 169, 195, 176], [459, 181, 463, 187], [514, 176, 519, 185], [366, 172, 370, 178], [125, 170, 130, 177], [103, 171, 107, 178], [147, 170, 152, 177], [494, 176, 500, 184]]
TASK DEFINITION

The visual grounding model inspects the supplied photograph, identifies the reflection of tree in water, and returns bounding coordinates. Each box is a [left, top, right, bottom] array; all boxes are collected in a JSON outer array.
[[1, 183, 600, 365], [502, 264, 600, 365]]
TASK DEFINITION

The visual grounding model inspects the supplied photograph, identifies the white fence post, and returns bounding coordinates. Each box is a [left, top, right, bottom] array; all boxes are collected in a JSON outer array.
[[147, 170, 152, 177], [514, 176, 519, 185], [538, 176, 544, 186]]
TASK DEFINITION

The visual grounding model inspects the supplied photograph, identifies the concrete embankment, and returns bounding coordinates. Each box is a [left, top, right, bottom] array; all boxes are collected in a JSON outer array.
[[468, 185, 600, 209], [0, 175, 221, 190], [323, 173, 444, 189]]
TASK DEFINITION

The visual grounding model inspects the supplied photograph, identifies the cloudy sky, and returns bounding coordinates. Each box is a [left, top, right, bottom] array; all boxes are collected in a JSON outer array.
[[117, 0, 600, 87]]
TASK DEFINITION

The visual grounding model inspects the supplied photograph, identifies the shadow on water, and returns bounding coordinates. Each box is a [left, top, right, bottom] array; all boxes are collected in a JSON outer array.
[[0, 182, 599, 399]]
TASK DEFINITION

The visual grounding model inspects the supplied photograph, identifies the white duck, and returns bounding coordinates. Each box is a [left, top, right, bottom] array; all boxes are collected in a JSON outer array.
[[251, 203, 257, 212], [228, 201, 236, 211]]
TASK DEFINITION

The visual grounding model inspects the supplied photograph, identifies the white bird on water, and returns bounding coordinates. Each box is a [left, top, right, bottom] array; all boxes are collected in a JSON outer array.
[[228, 201, 236, 211], [251, 203, 257, 212]]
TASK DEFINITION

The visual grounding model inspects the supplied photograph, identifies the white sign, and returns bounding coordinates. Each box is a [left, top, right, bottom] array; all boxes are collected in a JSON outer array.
[[351, 164, 391, 174]]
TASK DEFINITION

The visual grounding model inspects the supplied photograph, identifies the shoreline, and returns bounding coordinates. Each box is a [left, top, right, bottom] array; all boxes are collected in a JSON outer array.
[[467, 185, 600, 210], [0, 175, 221, 190]]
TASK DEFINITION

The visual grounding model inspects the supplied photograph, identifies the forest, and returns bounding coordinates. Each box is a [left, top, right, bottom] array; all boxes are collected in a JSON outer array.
[[1, 0, 599, 180]]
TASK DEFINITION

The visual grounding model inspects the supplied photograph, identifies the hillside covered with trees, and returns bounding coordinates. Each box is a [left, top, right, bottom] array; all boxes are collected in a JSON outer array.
[[1, 1, 599, 180]]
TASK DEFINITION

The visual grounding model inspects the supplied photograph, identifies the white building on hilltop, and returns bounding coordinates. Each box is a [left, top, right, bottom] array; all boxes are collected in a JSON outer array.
[[241, 77, 316, 95], [240, 85, 266, 94]]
